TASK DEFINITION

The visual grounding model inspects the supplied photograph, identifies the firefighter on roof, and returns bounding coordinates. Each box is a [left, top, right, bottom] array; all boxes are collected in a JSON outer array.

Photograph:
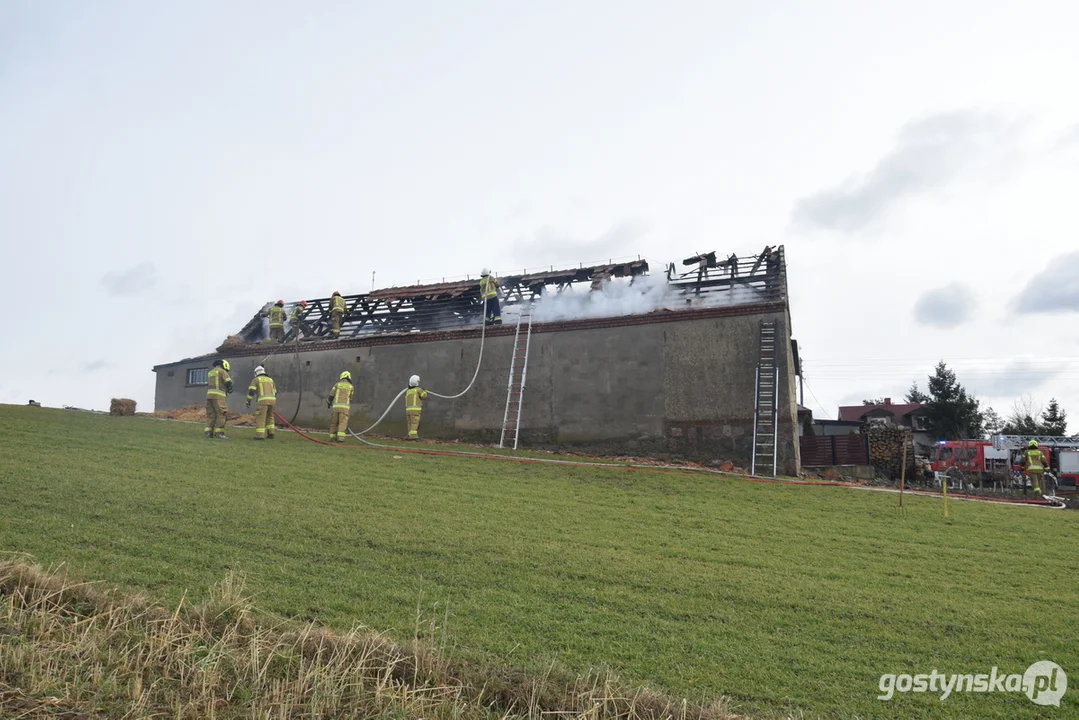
[[479, 269, 501, 326], [205, 359, 233, 439], [246, 365, 277, 440], [405, 375, 428, 440], [267, 300, 286, 342], [289, 300, 309, 341], [330, 291, 346, 338], [1024, 440, 1048, 495], [327, 370, 353, 442]]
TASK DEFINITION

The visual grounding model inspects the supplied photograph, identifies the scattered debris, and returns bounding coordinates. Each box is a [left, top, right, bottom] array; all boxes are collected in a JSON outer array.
[[148, 405, 256, 426], [110, 398, 137, 416]]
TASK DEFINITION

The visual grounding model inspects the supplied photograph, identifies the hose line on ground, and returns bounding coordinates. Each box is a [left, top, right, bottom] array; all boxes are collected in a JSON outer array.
[[348, 295, 491, 436]]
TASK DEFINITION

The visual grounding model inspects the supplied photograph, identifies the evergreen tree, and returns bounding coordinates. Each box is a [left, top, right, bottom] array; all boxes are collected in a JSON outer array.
[[982, 407, 1004, 438], [1041, 398, 1068, 436], [1002, 397, 1045, 435], [862, 398, 885, 405], [905, 382, 931, 404], [924, 361, 984, 440]]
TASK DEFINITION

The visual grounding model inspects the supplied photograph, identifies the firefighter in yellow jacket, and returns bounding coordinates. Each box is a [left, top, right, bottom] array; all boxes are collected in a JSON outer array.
[[330, 291, 346, 339], [267, 300, 286, 342], [1024, 440, 1048, 494], [327, 371, 354, 442], [204, 359, 233, 439], [245, 365, 277, 440], [289, 300, 309, 341], [479, 269, 501, 325], [405, 374, 428, 440]]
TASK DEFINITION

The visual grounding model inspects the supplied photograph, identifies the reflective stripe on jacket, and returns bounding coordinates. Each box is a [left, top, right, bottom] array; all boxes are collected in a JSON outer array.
[[332, 296, 347, 314], [290, 305, 304, 324], [1026, 449, 1046, 471], [479, 275, 498, 299], [247, 375, 277, 403], [207, 368, 231, 398], [405, 387, 428, 411], [331, 380, 353, 410], [268, 305, 286, 328]]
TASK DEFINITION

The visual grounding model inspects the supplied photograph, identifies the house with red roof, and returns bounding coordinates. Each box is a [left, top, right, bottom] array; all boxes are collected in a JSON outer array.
[[837, 398, 932, 452]]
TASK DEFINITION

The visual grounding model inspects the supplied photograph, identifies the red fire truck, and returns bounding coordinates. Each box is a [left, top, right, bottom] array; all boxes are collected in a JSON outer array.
[[992, 435, 1079, 493], [931, 440, 1013, 486]]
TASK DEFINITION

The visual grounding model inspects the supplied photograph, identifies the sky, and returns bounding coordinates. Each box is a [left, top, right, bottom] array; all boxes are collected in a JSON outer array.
[[2, 0, 1079, 429]]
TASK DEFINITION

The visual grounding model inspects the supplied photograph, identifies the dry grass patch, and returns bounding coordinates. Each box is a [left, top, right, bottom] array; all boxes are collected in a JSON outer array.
[[0, 561, 745, 720]]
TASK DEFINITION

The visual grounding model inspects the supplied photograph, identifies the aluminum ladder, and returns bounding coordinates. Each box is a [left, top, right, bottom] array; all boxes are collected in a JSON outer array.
[[499, 309, 533, 449], [751, 320, 779, 476]]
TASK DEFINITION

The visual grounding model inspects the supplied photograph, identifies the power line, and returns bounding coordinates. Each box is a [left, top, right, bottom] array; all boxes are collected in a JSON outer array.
[[802, 376, 833, 420]]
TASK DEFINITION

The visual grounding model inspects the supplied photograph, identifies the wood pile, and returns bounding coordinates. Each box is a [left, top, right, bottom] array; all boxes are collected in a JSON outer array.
[[867, 424, 914, 480], [109, 398, 137, 416]]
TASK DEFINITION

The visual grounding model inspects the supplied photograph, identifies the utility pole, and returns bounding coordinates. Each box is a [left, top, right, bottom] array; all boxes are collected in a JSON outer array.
[[371, 272, 375, 292]]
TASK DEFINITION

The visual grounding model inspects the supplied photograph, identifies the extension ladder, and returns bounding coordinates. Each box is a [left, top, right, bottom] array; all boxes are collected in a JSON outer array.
[[751, 320, 779, 476], [499, 309, 533, 449]]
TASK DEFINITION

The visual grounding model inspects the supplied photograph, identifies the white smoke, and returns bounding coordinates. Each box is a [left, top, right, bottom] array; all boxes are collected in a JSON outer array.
[[503, 273, 766, 324]]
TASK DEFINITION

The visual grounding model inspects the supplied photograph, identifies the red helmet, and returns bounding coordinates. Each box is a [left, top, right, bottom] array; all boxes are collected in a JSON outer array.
[[276, 299, 284, 306], [299, 300, 308, 307], [332, 290, 340, 296]]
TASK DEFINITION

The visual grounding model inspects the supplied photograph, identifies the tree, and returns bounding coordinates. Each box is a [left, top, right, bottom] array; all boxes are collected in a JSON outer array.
[[983, 407, 1004, 438], [924, 361, 984, 440], [1040, 398, 1068, 436], [862, 398, 885, 405], [905, 382, 931, 404], [1001, 396, 1049, 435]]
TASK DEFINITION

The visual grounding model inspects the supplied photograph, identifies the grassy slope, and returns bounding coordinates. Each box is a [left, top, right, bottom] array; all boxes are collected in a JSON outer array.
[[0, 405, 1075, 718]]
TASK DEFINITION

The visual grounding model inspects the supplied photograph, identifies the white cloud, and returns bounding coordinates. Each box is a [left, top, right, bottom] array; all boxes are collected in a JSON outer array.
[[792, 112, 1023, 233]]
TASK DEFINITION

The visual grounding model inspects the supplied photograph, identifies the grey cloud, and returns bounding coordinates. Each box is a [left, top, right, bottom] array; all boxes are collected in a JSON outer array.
[[514, 219, 651, 267], [792, 111, 1022, 232], [1013, 251, 1079, 314], [81, 360, 110, 372], [968, 361, 1060, 398], [913, 283, 976, 328], [101, 262, 157, 296]]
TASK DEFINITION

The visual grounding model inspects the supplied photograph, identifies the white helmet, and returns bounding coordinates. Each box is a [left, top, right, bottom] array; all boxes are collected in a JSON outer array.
[[409, 374, 420, 387], [481, 268, 490, 276], [254, 365, 265, 376]]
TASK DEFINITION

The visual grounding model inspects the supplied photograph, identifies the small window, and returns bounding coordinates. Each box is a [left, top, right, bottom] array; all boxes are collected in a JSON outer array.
[[913, 415, 927, 431], [187, 368, 209, 386], [937, 447, 954, 461]]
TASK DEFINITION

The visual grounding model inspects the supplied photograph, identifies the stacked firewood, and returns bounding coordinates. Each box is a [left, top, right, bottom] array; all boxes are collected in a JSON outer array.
[[867, 424, 914, 480]]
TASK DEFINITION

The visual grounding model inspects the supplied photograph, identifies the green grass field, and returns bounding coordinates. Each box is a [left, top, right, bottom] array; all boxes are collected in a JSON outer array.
[[1, 404, 1076, 718]]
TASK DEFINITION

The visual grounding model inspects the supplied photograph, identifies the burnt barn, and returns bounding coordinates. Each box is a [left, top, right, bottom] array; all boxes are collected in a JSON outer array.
[[153, 247, 802, 474]]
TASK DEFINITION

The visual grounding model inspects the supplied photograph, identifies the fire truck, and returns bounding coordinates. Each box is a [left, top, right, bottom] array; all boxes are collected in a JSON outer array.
[[991, 435, 1079, 493], [930, 440, 1012, 487], [931, 436, 1079, 493]]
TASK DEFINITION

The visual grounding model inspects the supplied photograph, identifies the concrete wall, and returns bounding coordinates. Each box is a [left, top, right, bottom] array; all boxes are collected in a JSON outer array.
[[154, 308, 801, 473]]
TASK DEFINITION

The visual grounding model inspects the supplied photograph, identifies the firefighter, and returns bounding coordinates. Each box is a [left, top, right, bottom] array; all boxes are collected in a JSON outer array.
[[245, 365, 277, 440], [204, 359, 233, 439], [1024, 440, 1048, 495], [479, 269, 501, 326], [267, 300, 286, 342], [326, 370, 353, 442], [330, 291, 346, 338], [289, 300, 309, 341], [405, 374, 428, 440]]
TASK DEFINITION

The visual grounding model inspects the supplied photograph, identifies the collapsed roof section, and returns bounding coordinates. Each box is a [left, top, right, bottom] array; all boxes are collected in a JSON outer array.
[[232, 247, 787, 343]]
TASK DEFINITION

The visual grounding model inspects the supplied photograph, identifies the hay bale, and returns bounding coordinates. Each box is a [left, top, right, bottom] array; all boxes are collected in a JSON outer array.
[[216, 335, 249, 352], [110, 398, 137, 416]]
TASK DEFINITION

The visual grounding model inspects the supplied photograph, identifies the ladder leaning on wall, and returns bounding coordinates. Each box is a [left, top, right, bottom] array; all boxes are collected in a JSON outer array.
[[499, 308, 533, 449], [751, 320, 779, 477]]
